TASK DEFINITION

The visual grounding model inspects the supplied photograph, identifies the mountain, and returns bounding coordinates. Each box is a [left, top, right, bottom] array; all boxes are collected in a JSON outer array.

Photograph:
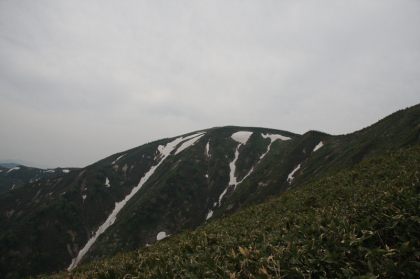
[[0, 166, 80, 194], [0, 159, 53, 169], [47, 144, 420, 279], [0, 163, 20, 169], [1, 104, 419, 278]]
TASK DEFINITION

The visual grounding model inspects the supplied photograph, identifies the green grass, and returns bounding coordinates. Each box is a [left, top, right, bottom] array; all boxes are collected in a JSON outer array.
[[40, 144, 420, 278]]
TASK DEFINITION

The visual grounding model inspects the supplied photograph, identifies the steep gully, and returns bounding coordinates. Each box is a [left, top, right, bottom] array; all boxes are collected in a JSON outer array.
[[206, 132, 291, 220]]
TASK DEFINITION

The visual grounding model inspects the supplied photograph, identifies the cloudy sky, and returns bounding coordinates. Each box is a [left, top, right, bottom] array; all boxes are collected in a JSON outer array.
[[1, 1, 419, 168]]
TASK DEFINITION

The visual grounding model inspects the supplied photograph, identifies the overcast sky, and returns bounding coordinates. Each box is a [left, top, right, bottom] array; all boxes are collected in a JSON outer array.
[[1, 1, 419, 168]]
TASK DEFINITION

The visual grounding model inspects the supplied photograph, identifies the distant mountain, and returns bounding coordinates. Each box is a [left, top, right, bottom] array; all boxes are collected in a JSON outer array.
[[0, 163, 19, 169], [0, 159, 53, 169], [0, 104, 419, 278]]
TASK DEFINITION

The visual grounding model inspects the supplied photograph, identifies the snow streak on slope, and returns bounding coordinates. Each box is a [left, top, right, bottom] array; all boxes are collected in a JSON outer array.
[[206, 142, 210, 157], [260, 133, 291, 160], [313, 141, 324, 152], [232, 133, 291, 190], [228, 148, 241, 187], [6, 167, 20, 173], [112, 154, 126, 165], [218, 132, 253, 206], [206, 209, 213, 220], [287, 164, 301, 183], [67, 133, 204, 270], [175, 133, 205, 155], [105, 177, 110, 187]]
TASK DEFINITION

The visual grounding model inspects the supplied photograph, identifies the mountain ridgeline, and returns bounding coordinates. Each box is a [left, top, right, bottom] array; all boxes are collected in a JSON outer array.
[[1, 104, 420, 278]]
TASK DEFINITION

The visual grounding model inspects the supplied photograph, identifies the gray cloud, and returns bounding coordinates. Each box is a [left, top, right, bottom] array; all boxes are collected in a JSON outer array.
[[1, 0, 419, 167]]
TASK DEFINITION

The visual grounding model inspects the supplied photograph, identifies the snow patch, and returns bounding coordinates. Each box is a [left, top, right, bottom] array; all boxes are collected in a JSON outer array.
[[6, 167, 20, 173], [206, 209, 213, 220], [218, 188, 228, 206], [231, 131, 253, 145], [11, 184, 16, 190], [45, 169, 54, 173], [112, 154, 126, 165], [206, 142, 210, 157], [287, 164, 301, 183], [228, 147, 241, 187], [157, 231, 170, 241], [261, 133, 291, 141], [313, 141, 324, 152], [82, 195, 87, 200], [105, 177, 110, 187], [62, 169, 70, 173], [68, 133, 203, 271], [175, 133, 205, 155]]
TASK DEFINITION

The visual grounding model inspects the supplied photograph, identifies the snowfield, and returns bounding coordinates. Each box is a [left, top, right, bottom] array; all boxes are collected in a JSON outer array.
[[231, 131, 253, 145]]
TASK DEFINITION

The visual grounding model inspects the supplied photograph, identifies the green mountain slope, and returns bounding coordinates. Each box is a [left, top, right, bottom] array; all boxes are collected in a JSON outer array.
[[46, 143, 420, 278], [0, 104, 419, 278], [0, 166, 79, 194]]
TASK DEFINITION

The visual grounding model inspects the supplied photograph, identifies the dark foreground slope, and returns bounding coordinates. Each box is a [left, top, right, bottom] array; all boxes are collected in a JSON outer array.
[[46, 144, 420, 278]]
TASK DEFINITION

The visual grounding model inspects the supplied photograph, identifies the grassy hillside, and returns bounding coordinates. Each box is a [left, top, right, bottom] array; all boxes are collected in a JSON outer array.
[[42, 144, 420, 278]]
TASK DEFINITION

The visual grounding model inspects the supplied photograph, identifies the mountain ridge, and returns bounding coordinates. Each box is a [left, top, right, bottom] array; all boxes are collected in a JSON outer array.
[[1, 104, 419, 278]]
